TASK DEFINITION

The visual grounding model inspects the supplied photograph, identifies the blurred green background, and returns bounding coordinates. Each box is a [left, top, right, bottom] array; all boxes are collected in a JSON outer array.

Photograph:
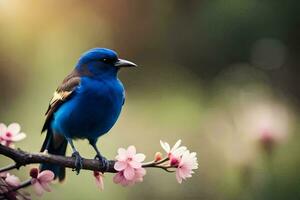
[[1, 0, 300, 199]]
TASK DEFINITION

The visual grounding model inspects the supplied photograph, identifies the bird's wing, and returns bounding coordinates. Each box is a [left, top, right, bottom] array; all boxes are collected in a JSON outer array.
[[41, 70, 81, 133]]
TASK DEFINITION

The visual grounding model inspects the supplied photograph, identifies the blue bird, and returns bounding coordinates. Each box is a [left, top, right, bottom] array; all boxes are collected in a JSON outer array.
[[40, 48, 137, 181]]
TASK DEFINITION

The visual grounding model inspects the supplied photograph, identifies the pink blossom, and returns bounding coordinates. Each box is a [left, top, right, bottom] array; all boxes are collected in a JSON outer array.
[[154, 152, 162, 162], [0, 123, 26, 148], [30, 168, 54, 196], [113, 145, 146, 186], [5, 173, 21, 187], [113, 167, 146, 186], [160, 140, 187, 159], [175, 150, 198, 184], [93, 171, 104, 190], [114, 146, 145, 180]]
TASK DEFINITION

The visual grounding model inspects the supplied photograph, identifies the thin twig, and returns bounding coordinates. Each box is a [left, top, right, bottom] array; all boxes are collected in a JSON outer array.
[[142, 157, 169, 167], [0, 164, 18, 173], [145, 165, 175, 173], [9, 179, 32, 192]]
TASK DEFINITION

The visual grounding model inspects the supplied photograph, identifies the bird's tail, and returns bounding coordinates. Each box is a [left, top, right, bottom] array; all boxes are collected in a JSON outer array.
[[40, 129, 67, 182]]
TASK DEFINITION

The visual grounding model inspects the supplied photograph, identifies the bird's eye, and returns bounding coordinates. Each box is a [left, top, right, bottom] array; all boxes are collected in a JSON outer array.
[[102, 58, 111, 64]]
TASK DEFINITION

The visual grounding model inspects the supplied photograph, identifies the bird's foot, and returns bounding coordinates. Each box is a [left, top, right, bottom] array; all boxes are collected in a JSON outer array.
[[72, 151, 83, 175], [94, 155, 109, 172]]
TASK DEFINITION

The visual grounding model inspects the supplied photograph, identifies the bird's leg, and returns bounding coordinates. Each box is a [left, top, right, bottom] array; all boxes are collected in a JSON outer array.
[[89, 140, 109, 172], [66, 138, 83, 175]]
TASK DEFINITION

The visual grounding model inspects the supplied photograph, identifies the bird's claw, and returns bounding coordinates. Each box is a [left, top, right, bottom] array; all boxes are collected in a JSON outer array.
[[94, 155, 109, 172], [72, 151, 83, 175]]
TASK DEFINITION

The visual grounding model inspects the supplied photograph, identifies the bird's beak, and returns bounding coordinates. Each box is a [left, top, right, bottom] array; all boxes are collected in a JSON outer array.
[[114, 59, 137, 68]]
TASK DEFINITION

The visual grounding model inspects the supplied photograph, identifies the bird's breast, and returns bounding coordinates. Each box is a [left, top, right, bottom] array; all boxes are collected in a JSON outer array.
[[52, 77, 125, 139]]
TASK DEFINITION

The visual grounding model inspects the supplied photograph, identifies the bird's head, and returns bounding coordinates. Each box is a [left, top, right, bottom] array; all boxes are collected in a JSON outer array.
[[76, 48, 137, 77]]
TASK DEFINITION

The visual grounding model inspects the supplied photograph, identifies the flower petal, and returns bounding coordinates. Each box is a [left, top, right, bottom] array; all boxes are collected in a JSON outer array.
[[7, 123, 20, 135], [0, 123, 7, 135], [116, 148, 127, 160], [178, 167, 186, 178], [172, 146, 187, 157], [120, 177, 132, 186], [129, 160, 142, 169], [113, 172, 123, 184], [40, 182, 52, 192], [114, 161, 127, 171], [176, 170, 183, 184], [12, 132, 26, 142], [171, 140, 182, 151], [38, 170, 55, 182], [160, 140, 170, 152], [5, 174, 20, 187], [32, 182, 45, 196], [133, 153, 145, 162], [124, 167, 135, 180], [135, 168, 146, 177], [94, 173, 104, 190], [190, 152, 197, 157], [127, 146, 136, 157]]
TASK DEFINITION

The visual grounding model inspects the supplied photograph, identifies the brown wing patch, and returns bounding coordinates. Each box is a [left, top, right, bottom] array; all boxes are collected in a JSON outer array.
[[44, 90, 72, 115], [41, 70, 81, 133]]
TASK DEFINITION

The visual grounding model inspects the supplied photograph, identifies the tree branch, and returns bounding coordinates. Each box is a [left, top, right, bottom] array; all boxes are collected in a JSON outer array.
[[0, 144, 117, 173], [0, 144, 174, 175]]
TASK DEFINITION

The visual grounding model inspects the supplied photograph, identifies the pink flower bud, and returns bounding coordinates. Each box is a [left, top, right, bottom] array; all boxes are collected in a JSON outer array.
[[154, 152, 162, 162], [93, 171, 104, 190]]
